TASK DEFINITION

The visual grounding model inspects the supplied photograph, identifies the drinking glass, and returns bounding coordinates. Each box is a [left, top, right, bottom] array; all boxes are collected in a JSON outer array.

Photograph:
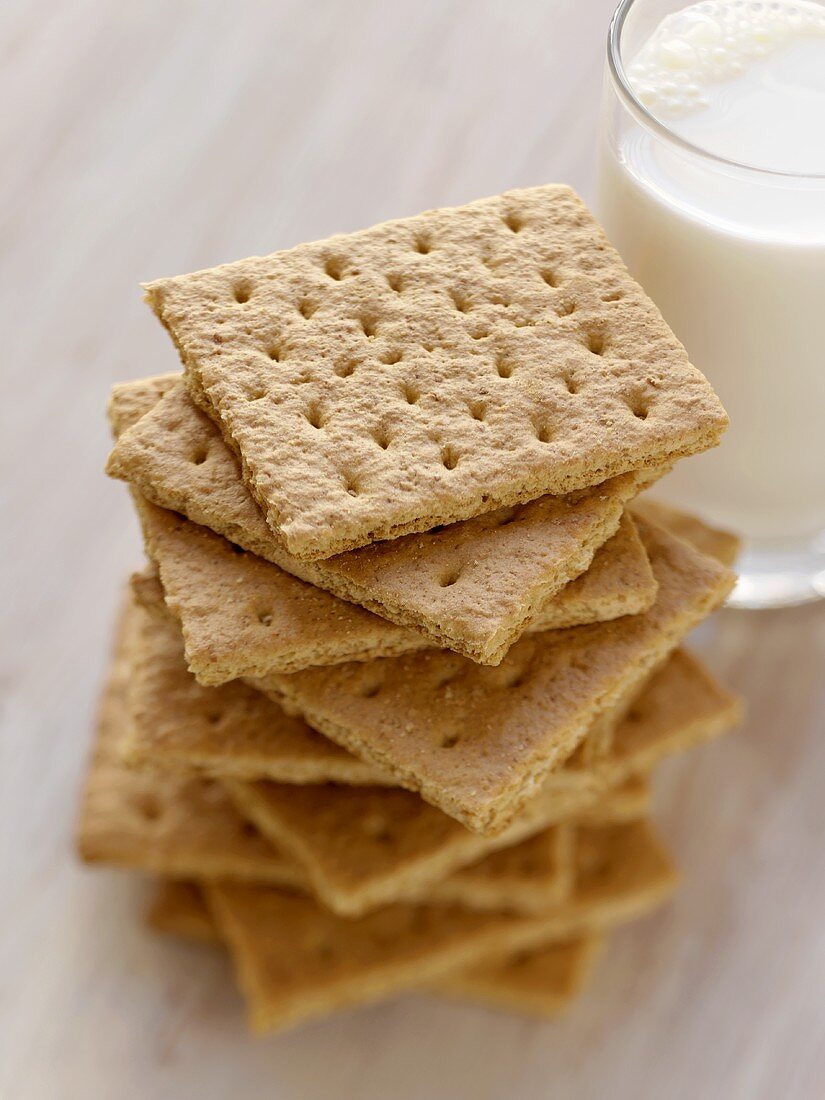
[[596, 0, 825, 607]]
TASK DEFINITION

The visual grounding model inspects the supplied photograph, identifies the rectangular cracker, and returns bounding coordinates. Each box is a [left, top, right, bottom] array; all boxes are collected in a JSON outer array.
[[85, 597, 589, 914], [108, 378, 657, 666], [122, 594, 642, 799], [75, 596, 305, 887], [206, 820, 676, 1033], [224, 644, 735, 916], [145, 882, 602, 1019], [253, 519, 735, 833], [139, 496, 655, 685], [144, 185, 727, 560], [123, 589, 630, 791]]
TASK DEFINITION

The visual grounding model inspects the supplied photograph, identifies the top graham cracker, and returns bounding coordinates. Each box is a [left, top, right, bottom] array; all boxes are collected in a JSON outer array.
[[144, 185, 728, 560]]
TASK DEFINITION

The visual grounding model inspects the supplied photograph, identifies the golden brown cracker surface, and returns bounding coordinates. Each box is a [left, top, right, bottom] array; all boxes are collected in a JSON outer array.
[[145, 185, 727, 559], [75, 598, 306, 886], [253, 520, 735, 832], [206, 820, 676, 1033], [108, 378, 657, 665]]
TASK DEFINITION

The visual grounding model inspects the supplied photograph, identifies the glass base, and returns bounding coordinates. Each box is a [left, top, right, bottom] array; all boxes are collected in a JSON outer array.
[[728, 531, 825, 609]]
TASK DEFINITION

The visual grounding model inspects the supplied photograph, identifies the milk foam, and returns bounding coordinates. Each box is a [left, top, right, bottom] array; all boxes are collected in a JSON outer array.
[[628, 0, 825, 118]]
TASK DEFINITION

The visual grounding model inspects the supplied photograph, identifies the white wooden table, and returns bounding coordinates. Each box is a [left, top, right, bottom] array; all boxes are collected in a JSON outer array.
[[3, 2, 824, 1097]]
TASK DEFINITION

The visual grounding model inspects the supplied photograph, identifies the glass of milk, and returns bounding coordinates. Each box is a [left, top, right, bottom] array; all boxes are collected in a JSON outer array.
[[597, 0, 825, 607]]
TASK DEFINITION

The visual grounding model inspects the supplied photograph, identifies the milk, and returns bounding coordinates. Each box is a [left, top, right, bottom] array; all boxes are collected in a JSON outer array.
[[597, 0, 825, 544]]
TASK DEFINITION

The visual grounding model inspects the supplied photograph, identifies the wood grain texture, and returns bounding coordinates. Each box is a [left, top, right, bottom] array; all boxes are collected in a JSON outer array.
[[2, 1, 824, 1098]]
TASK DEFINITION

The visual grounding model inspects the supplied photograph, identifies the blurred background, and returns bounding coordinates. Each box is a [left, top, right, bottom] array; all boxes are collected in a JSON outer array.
[[3, 2, 823, 1098]]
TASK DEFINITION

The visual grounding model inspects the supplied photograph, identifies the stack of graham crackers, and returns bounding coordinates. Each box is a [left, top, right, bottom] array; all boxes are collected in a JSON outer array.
[[78, 185, 743, 1034]]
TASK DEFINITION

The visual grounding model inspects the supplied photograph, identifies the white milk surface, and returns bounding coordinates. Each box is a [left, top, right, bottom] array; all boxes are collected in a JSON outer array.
[[598, 0, 825, 541]]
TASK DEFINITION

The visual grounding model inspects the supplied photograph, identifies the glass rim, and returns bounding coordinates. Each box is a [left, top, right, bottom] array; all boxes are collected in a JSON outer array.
[[606, 0, 825, 181]]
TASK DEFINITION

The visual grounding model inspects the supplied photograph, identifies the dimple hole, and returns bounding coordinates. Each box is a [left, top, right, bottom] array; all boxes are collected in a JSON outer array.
[[324, 256, 345, 281], [401, 382, 420, 405], [335, 358, 357, 378], [503, 212, 523, 233], [540, 269, 558, 288], [232, 281, 252, 304], [468, 400, 486, 422], [562, 372, 579, 395], [441, 734, 460, 749], [343, 474, 360, 497], [305, 403, 324, 429], [380, 348, 402, 365], [556, 299, 576, 317], [585, 332, 606, 356], [361, 679, 383, 699], [603, 290, 623, 302], [192, 446, 208, 465], [372, 426, 391, 450], [629, 396, 650, 421], [533, 419, 554, 444], [496, 357, 514, 379], [413, 234, 431, 255], [267, 343, 284, 362], [360, 314, 378, 338], [450, 290, 470, 313], [387, 273, 403, 293], [441, 445, 459, 471], [298, 298, 318, 319], [439, 566, 462, 588], [257, 611, 273, 627]]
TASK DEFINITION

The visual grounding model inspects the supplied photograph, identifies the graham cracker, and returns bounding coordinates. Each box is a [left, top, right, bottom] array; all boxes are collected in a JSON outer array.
[[146, 881, 602, 1019], [90, 599, 635, 918], [75, 597, 305, 887], [224, 774, 608, 918], [108, 378, 657, 666], [120, 591, 619, 789], [123, 600, 393, 786], [144, 185, 727, 560], [96, 595, 579, 911], [206, 820, 676, 1033], [223, 642, 733, 916], [133, 494, 431, 683], [633, 497, 742, 567], [431, 935, 604, 1016], [142, 496, 656, 682], [253, 519, 736, 833]]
